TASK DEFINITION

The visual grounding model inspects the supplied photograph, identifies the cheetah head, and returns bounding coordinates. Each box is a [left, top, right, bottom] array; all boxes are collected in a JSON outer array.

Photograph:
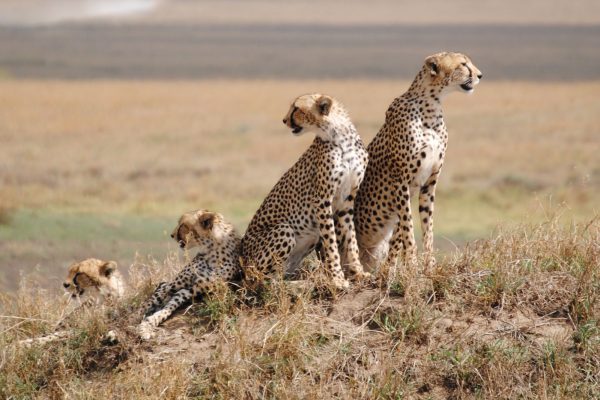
[[282, 93, 338, 137], [171, 209, 224, 251], [63, 258, 124, 299], [424, 52, 482, 94]]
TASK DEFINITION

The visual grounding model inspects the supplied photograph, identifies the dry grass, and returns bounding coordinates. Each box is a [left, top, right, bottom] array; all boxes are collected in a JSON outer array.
[[1, 79, 598, 291], [1, 216, 598, 399], [0, 80, 598, 214]]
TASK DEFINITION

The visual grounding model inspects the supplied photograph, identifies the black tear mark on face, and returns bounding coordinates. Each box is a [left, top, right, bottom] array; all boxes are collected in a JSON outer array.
[[289, 106, 303, 134], [72, 272, 85, 296], [175, 224, 188, 247], [463, 62, 473, 78]]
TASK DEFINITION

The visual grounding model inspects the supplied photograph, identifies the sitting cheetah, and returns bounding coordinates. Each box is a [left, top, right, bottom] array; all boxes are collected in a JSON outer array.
[[355, 52, 482, 271], [241, 94, 369, 289], [19, 258, 125, 347], [138, 209, 241, 339]]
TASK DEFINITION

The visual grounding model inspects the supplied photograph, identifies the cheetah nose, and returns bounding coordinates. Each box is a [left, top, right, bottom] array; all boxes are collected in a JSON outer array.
[[170, 233, 174, 238], [477, 73, 483, 79], [63, 282, 70, 288], [282, 118, 287, 124]]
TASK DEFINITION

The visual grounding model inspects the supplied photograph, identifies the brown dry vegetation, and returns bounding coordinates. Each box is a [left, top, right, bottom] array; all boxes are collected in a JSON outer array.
[[0, 80, 598, 290], [1, 4, 598, 397], [1, 80, 597, 211], [0, 79, 598, 396], [1, 217, 598, 398]]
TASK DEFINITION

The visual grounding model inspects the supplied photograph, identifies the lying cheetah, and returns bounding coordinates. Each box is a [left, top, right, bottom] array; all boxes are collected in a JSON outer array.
[[355, 52, 482, 271], [63, 258, 125, 301], [138, 209, 241, 339], [241, 94, 369, 289], [19, 258, 124, 347]]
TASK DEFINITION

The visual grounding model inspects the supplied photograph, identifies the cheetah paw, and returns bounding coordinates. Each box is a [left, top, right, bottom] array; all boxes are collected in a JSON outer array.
[[353, 270, 373, 281], [332, 277, 350, 290], [138, 321, 156, 341], [424, 255, 437, 273], [347, 262, 372, 281], [101, 330, 119, 345]]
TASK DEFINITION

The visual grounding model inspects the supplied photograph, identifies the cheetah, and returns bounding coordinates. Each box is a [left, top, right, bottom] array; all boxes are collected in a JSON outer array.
[[138, 209, 241, 339], [62, 258, 125, 301], [355, 52, 482, 272], [19, 258, 124, 347], [241, 94, 369, 289]]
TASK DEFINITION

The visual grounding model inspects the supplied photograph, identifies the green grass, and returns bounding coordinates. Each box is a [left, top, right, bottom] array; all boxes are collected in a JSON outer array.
[[0, 209, 174, 290], [0, 208, 172, 243], [1, 181, 596, 293]]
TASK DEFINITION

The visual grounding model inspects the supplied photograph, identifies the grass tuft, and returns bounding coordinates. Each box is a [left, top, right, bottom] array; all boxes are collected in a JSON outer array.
[[1, 216, 599, 398]]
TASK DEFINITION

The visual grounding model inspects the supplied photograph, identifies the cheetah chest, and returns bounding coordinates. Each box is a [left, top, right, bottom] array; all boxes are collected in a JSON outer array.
[[333, 145, 365, 211], [411, 131, 445, 189]]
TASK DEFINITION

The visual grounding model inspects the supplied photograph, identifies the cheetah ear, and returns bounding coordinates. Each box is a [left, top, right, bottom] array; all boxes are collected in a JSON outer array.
[[426, 58, 439, 76], [198, 212, 215, 231], [317, 95, 333, 116], [425, 54, 443, 76], [99, 261, 117, 277]]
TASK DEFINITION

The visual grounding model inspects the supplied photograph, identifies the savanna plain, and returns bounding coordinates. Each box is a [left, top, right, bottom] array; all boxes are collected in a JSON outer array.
[[0, 78, 599, 398]]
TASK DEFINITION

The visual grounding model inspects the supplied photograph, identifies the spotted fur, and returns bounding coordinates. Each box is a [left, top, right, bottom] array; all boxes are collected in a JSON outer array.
[[19, 259, 124, 347], [241, 94, 369, 289], [63, 258, 125, 301], [355, 52, 482, 271], [138, 209, 241, 339]]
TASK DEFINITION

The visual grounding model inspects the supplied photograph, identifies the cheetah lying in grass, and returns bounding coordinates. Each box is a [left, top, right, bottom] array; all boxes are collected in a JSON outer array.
[[19, 258, 125, 347], [138, 209, 242, 340]]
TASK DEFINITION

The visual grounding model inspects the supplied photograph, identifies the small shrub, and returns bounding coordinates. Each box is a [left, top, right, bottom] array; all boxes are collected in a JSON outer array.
[[371, 305, 428, 344]]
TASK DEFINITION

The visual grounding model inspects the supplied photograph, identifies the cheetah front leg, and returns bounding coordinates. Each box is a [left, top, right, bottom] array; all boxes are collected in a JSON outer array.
[[139, 287, 193, 340], [384, 226, 403, 272], [419, 172, 440, 271], [336, 193, 370, 281], [138, 271, 193, 339], [141, 281, 170, 317], [139, 262, 231, 340], [385, 184, 417, 270], [317, 199, 349, 289]]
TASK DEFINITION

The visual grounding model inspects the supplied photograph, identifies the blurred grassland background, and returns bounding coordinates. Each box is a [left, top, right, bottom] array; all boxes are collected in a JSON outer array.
[[0, 0, 599, 291]]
